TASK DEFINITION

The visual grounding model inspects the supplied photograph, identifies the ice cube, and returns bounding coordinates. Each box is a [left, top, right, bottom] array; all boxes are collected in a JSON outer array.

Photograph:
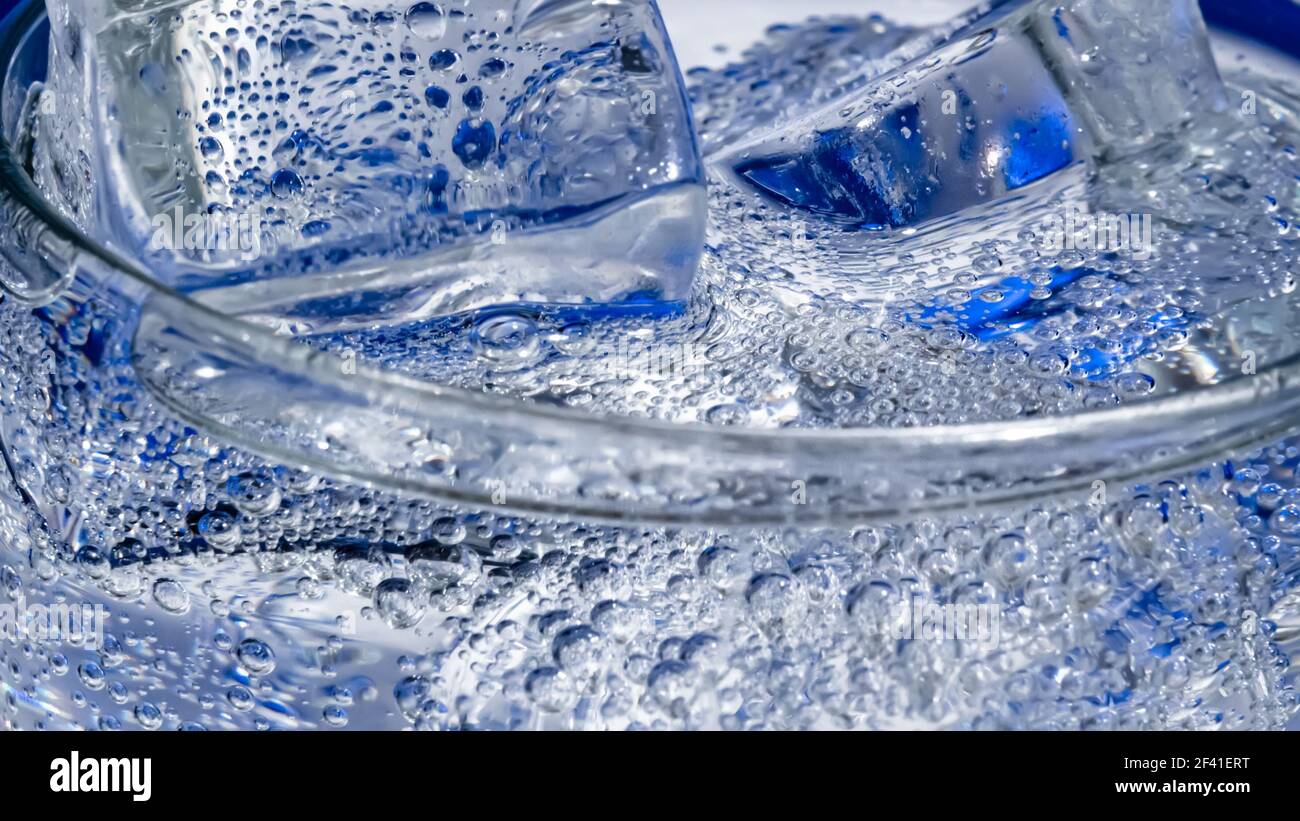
[[37, 0, 705, 330], [715, 0, 1227, 230]]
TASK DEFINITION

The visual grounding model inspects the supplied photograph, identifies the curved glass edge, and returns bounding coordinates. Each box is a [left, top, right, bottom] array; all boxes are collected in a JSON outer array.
[[1, 0, 1298, 526]]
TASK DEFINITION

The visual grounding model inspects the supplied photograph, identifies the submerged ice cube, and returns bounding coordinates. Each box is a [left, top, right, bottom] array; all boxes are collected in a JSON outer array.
[[37, 0, 705, 329], [717, 0, 1227, 230]]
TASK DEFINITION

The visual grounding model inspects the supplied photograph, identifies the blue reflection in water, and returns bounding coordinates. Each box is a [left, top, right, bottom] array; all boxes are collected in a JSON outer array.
[[1004, 111, 1074, 190], [735, 106, 1077, 230], [911, 265, 1193, 376]]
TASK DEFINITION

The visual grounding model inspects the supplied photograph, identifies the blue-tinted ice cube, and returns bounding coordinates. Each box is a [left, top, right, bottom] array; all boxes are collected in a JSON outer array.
[[716, 0, 1226, 230], [38, 0, 705, 330]]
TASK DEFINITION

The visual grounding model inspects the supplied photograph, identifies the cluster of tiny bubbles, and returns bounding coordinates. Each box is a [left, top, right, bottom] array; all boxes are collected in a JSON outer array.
[[291, 20, 1300, 430], [2, 278, 1298, 728], [1, 12, 1298, 731], [686, 15, 921, 153], [104, 0, 677, 265]]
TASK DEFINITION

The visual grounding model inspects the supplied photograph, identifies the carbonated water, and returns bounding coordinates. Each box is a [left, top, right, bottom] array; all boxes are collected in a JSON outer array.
[[2, 0, 1300, 730], [37, 0, 706, 327]]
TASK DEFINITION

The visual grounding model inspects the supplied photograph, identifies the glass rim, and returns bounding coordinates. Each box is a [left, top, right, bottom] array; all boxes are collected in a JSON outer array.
[[3, 0, 1299, 526]]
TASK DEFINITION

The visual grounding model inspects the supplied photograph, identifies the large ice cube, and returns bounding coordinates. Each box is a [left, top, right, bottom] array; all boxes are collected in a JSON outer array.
[[37, 0, 705, 330], [716, 0, 1227, 230]]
